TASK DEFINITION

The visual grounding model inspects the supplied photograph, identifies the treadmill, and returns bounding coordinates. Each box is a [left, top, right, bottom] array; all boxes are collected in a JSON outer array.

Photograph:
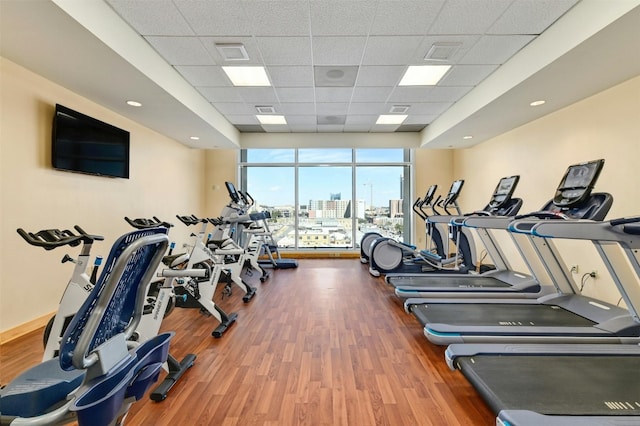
[[387, 175, 524, 295], [405, 159, 640, 345], [393, 160, 612, 299], [445, 216, 640, 425], [394, 162, 610, 300]]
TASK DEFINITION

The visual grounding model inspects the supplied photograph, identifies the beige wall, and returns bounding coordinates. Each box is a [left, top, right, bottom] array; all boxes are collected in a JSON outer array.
[[204, 149, 239, 217], [450, 75, 640, 306], [0, 58, 206, 334]]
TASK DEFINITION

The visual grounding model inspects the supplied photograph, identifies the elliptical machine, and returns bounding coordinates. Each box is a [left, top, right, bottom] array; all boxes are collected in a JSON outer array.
[[368, 180, 467, 277]]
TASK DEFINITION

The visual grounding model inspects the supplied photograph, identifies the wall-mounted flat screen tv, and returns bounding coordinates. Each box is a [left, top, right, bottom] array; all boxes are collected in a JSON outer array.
[[52, 104, 130, 178]]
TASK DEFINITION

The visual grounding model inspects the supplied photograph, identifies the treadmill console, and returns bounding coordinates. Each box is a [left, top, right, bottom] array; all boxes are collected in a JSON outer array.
[[552, 159, 604, 208], [487, 175, 520, 210]]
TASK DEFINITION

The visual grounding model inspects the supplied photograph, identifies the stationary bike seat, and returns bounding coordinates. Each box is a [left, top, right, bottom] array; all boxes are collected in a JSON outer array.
[[162, 252, 189, 268]]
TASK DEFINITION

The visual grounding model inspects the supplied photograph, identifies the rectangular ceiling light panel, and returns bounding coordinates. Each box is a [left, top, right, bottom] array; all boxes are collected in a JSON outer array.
[[376, 114, 407, 125], [222, 66, 271, 86], [257, 115, 287, 125], [399, 65, 451, 86]]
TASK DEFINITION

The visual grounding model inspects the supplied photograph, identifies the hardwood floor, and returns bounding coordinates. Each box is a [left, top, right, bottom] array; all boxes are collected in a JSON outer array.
[[0, 259, 494, 425]]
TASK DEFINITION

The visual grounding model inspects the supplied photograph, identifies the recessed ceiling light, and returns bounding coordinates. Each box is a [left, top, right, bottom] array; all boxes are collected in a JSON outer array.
[[376, 115, 407, 125], [530, 100, 546, 106], [257, 115, 287, 125], [222, 66, 270, 86], [399, 65, 451, 86], [463, 135, 473, 140], [126, 100, 142, 107], [190, 136, 200, 140]]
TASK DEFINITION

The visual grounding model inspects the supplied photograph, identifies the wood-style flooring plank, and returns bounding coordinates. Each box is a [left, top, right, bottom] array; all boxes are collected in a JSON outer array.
[[0, 259, 494, 425]]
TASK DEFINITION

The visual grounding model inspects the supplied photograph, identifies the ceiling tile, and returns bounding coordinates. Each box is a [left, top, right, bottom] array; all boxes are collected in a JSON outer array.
[[237, 87, 279, 103], [345, 115, 378, 125], [316, 103, 349, 115], [406, 103, 454, 115], [309, 0, 377, 36], [362, 36, 425, 65], [370, 0, 445, 35], [174, 0, 251, 35], [315, 87, 354, 103], [242, 0, 310, 36], [279, 103, 317, 115], [488, 0, 580, 35], [286, 115, 318, 125], [145, 36, 214, 65], [212, 102, 256, 115], [351, 87, 394, 103], [175, 65, 231, 86], [344, 125, 373, 132], [267, 66, 314, 87], [428, 0, 513, 35], [460, 35, 535, 64], [387, 87, 434, 103], [198, 87, 244, 103], [355, 66, 405, 86], [256, 37, 312, 65], [312, 36, 367, 65], [317, 124, 345, 132], [348, 103, 389, 115], [276, 87, 316, 103], [440, 64, 499, 86], [106, 0, 194, 35]]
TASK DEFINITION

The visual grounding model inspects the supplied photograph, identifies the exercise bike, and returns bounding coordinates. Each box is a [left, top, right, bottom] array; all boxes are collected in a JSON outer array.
[[177, 214, 257, 303], [18, 224, 197, 401], [128, 216, 240, 338]]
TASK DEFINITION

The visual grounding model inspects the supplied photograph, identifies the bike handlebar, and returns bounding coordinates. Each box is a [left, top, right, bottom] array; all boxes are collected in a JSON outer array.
[[17, 225, 104, 250], [124, 216, 173, 229]]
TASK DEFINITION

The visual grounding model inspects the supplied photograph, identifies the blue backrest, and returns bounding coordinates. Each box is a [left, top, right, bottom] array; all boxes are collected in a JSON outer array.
[[59, 227, 169, 371]]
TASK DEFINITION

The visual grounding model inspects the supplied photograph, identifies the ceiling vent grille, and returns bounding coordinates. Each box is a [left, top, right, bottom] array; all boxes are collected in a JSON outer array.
[[215, 43, 250, 61], [390, 105, 410, 114], [255, 105, 276, 114], [424, 42, 462, 62]]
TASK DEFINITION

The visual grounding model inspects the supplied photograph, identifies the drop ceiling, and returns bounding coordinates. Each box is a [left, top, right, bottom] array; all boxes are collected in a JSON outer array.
[[1, 0, 639, 149]]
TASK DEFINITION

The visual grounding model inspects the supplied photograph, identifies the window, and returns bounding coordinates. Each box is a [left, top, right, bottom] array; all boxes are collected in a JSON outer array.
[[239, 149, 412, 250]]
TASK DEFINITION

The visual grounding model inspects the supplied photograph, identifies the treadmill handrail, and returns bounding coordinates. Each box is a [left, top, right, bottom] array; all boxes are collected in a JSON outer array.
[[532, 217, 640, 249], [462, 215, 515, 230]]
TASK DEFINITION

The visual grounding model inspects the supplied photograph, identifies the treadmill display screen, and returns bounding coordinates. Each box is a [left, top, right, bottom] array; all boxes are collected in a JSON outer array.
[[553, 159, 604, 207], [488, 175, 520, 209]]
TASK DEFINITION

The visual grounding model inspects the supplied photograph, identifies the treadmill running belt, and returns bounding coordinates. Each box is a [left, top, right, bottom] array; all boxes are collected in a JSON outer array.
[[412, 303, 596, 327], [391, 276, 511, 288], [456, 355, 640, 416]]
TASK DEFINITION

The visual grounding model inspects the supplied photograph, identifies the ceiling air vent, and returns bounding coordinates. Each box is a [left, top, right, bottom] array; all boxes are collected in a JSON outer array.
[[255, 105, 276, 114], [424, 42, 462, 62], [215, 43, 250, 61], [390, 105, 410, 114]]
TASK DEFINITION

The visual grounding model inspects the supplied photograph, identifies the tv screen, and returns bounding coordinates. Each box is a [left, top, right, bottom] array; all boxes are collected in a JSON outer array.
[[52, 104, 130, 178]]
